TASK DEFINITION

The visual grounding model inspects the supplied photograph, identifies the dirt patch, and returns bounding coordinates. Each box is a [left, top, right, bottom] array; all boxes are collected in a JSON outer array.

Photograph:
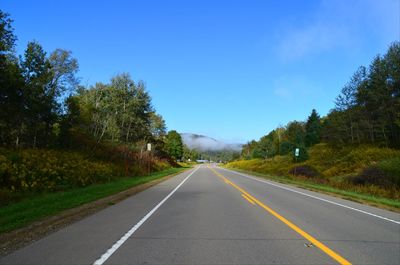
[[0, 169, 187, 257]]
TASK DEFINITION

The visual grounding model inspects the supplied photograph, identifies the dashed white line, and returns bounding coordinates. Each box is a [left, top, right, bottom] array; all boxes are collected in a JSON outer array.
[[93, 166, 200, 265], [219, 167, 400, 225]]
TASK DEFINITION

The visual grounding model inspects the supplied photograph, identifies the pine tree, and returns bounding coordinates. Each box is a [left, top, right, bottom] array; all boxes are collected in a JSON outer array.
[[305, 109, 321, 147]]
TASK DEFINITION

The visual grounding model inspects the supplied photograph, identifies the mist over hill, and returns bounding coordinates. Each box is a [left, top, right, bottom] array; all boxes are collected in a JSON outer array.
[[180, 133, 242, 152]]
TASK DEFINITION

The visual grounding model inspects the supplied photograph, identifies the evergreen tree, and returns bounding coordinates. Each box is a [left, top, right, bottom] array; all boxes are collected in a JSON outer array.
[[0, 10, 24, 146], [305, 109, 321, 147]]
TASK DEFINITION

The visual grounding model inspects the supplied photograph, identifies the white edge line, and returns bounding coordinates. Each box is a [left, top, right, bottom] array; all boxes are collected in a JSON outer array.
[[93, 166, 200, 265], [218, 167, 400, 225]]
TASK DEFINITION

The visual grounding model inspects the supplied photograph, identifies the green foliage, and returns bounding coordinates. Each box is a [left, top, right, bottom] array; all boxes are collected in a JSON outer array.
[[325, 42, 400, 148], [183, 145, 200, 161], [0, 149, 122, 194], [165, 130, 183, 160], [228, 144, 400, 200], [378, 157, 400, 177], [241, 42, 400, 165], [0, 147, 175, 200], [305, 109, 321, 147], [64, 74, 155, 148], [292, 146, 308, 162], [0, 167, 186, 233], [285, 121, 305, 146], [0, 11, 168, 157], [241, 140, 259, 159], [0, 10, 16, 53], [377, 157, 400, 187], [200, 149, 240, 162], [279, 141, 294, 155]]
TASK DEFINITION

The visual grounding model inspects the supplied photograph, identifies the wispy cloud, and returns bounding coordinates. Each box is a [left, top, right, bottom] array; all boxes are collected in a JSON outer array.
[[273, 75, 317, 100], [276, 0, 399, 61]]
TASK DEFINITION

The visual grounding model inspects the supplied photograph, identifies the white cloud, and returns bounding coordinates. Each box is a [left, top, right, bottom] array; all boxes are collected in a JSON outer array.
[[276, 0, 400, 61]]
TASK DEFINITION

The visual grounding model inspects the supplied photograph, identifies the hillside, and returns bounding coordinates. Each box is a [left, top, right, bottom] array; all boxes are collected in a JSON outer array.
[[227, 144, 400, 202]]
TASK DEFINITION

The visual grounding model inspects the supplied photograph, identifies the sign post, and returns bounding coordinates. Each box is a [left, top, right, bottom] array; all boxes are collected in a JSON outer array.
[[147, 143, 152, 175], [294, 148, 300, 176], [295, 148, 300, 157]]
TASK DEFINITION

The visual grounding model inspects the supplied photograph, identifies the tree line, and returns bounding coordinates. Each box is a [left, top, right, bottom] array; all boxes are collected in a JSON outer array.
[[242, 42, 400, 160], [0, 10, 182, 160]]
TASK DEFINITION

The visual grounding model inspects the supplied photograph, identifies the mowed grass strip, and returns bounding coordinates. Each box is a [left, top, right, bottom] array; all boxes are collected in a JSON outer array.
[[0, 167, 188, 233], [225, 167, 400, 210]]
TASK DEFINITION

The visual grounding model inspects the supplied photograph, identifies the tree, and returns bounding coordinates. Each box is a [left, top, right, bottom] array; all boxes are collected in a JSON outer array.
[[19, 41, 53, 147], [48, 49, 79, 112], [150, 113, 166, 139], [0, 10, 24, 146], [149, 112, 167, 157], [0, 10, 16, 56], [183, 145, 199, 161], [383, 42, 400, 147], [241, 140, 258, 159], [165, 130, 183, 160], [284, 121, 305, 147], [67, 74, 154, 148], [305, 109, 321, 147]]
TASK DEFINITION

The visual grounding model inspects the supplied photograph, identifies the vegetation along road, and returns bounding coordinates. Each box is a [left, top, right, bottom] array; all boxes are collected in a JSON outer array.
[[1, 165, 398, 265]]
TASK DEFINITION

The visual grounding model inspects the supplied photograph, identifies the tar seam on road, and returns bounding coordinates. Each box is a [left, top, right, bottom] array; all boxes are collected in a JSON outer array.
[[208, 166, 352, 265], [92, 166, 200, 265], [220, 167, 400, 225]]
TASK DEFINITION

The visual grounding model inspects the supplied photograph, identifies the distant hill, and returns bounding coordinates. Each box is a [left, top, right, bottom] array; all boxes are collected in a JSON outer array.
[[180, 133, 242, 151]]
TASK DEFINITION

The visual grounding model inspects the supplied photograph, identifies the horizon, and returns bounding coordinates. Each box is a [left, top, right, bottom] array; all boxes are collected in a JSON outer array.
[[2, 0, 399, 143]]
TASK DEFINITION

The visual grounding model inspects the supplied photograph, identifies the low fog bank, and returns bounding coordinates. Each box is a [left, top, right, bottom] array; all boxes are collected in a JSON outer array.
[[181, 133, 242, 152]]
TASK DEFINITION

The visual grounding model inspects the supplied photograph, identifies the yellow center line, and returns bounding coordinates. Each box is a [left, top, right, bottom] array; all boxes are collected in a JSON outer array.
[[208, 166, 352, 265], [242, 193, 256, 205]]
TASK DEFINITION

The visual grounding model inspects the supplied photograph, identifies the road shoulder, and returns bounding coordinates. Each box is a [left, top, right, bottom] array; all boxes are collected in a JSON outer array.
[[0, 168, 190, 257]]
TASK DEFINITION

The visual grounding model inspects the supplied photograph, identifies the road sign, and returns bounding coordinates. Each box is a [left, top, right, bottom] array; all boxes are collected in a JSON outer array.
[[147, 143, 152, 151], [295, 148, 300, 157]]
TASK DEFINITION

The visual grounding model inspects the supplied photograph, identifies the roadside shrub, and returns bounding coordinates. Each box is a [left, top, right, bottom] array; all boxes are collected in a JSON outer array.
[[377, 157, 400, 187], [288, 165, 320, 178], [350, 167, 392, 188]]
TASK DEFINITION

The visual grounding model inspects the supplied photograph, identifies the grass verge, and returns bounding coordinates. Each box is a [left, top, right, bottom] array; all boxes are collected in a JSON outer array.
[[224, 167, 400, 211], [0, 167, 189, 234]]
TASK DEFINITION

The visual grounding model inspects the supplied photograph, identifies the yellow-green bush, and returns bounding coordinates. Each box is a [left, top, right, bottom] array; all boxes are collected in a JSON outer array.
[[0, 147, 177, 197], [0, 149, 124, 193], [304, 144, 400, 177], [226, 144, 400, 199]]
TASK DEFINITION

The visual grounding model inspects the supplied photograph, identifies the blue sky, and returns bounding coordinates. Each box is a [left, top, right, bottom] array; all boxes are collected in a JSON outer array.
[[3, 0, 399, 143]]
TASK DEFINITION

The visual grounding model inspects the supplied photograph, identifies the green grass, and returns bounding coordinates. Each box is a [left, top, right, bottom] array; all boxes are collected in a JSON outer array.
[[0, 167, 188, 233], [226, 167, 400, 210]]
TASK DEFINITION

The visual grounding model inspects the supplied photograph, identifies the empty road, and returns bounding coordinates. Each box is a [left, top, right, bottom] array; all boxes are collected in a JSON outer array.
[[1, 165, 399, 264]]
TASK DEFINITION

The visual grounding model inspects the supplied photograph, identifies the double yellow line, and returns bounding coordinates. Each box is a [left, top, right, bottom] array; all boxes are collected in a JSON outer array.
[[208, 166, 352, 265]]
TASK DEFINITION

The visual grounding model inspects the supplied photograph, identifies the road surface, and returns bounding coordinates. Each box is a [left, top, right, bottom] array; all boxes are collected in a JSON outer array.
[[1, 165, 399, 264]]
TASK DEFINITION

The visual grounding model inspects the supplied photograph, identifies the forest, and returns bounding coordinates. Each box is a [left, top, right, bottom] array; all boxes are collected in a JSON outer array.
[[242, 41, 400, 161], [231, 42, 400, 202], [0, 10, 185, 202]]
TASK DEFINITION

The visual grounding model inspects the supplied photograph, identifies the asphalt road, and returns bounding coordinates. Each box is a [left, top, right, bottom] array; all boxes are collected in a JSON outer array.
[[1, 165, 399, 265]]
